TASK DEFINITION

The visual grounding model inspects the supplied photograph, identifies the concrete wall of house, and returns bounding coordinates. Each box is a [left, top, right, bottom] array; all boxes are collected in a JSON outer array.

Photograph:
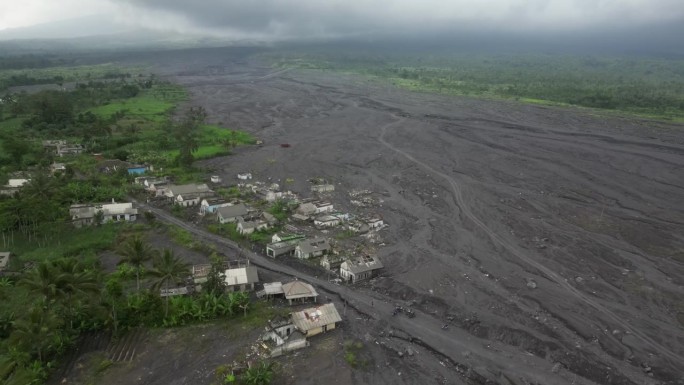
[[306, 326, 323, 337], [239, 226, 255, 235], [219, 215, 238, 224]]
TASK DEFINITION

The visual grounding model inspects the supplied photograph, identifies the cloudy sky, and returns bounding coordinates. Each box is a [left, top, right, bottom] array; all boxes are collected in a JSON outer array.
[[1, 0, 684, 42]]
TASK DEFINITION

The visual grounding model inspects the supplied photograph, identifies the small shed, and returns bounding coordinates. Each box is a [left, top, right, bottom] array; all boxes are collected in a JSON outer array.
[[266, 239, 299, 258], [257, 282, 284, 299]]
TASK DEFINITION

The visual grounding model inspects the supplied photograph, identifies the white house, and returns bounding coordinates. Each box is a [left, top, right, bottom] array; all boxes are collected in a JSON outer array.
[[1, 179, 30, 196], [314, 215, 341, 228], [7, 179, 29, 188], [236, 218, 269, 235], [199, 198, 231, 215], [69, 201, 138, 227], [365, 216, 384, 229], [313, 201, 334, 214], [164, 184, 214, 207]]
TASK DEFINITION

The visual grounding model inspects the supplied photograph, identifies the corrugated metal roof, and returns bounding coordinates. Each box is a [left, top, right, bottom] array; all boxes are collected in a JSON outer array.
[[282, 281, 318, 300], [217, 203, 249, 219], [291, 303, 342, 332], [263, 282, 284, 295], [342, 255, 383, 274], [224, 265, 259, 286], [297, 238, 330, 254], [168, 183, 211, 196]]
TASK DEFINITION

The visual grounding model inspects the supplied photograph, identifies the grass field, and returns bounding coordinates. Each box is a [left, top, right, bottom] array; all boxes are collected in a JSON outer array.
[[88, 84, 186, 122], [8, 223, 126, 262], [160, 125, 256, 160]]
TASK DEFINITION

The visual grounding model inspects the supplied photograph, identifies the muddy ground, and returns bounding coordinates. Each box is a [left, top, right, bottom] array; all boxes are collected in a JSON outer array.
[[91, 47, 684, 385]]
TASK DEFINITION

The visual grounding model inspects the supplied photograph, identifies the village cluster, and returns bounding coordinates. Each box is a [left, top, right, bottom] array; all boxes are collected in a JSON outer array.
[[1, 140, 389, 358]]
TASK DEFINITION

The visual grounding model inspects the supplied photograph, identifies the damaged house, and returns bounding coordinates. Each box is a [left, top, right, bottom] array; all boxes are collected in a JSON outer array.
[[261, 316, 308, 358], [291, 303, 342, 337], [340, 255, 384, 283], [294, 238, 330, 259]]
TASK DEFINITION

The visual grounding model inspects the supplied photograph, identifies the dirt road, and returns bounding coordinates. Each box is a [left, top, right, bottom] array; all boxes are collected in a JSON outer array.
[[126, 47, 684, 384]]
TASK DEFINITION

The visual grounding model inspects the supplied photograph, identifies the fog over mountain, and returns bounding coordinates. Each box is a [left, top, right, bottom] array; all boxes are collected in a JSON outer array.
[[1, 0, 683, 54]]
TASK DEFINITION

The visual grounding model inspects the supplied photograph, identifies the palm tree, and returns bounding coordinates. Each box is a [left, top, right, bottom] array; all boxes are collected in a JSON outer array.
[[19, 262, 59, 303], [147, 249, 189, 318], [119, 236, 157, 292], [52, 258, 99, 329], [10, 307, 62, 362]]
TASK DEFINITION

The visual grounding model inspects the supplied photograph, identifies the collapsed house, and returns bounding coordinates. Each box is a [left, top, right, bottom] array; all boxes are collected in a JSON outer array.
[[261, 315, 308, 358], [320, 254, 345, 271]]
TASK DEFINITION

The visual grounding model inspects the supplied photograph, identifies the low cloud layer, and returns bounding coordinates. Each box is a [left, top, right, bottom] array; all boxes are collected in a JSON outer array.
[[2, 0, 684, 52], [113, 0, 684, 40]]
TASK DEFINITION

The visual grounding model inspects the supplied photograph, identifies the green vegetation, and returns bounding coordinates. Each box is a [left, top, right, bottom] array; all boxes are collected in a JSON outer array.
[[0, 58, 259, 385], [0, 62, 139, 90], [215, 360, 276, 385], [343, 340, 368, 369], [270, 53, 684, 121]]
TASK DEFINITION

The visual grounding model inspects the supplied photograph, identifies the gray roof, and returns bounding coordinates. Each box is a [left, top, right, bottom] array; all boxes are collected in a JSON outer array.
[[69, 203, 138, 219], [203, 197, 229, 206], [266, 239, 299, 252], [315, 215, 339, 223], [224, 265, 259, 286], [291, 303, 342, 332], [262, 282, 284, 295], [297, 238, 330, 254], [217, 204, 249, 220], [282, 281, 318, 300], [238, 219, 266, 230], [343, 255, 383, 274], [168, 183, 211, 196]]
